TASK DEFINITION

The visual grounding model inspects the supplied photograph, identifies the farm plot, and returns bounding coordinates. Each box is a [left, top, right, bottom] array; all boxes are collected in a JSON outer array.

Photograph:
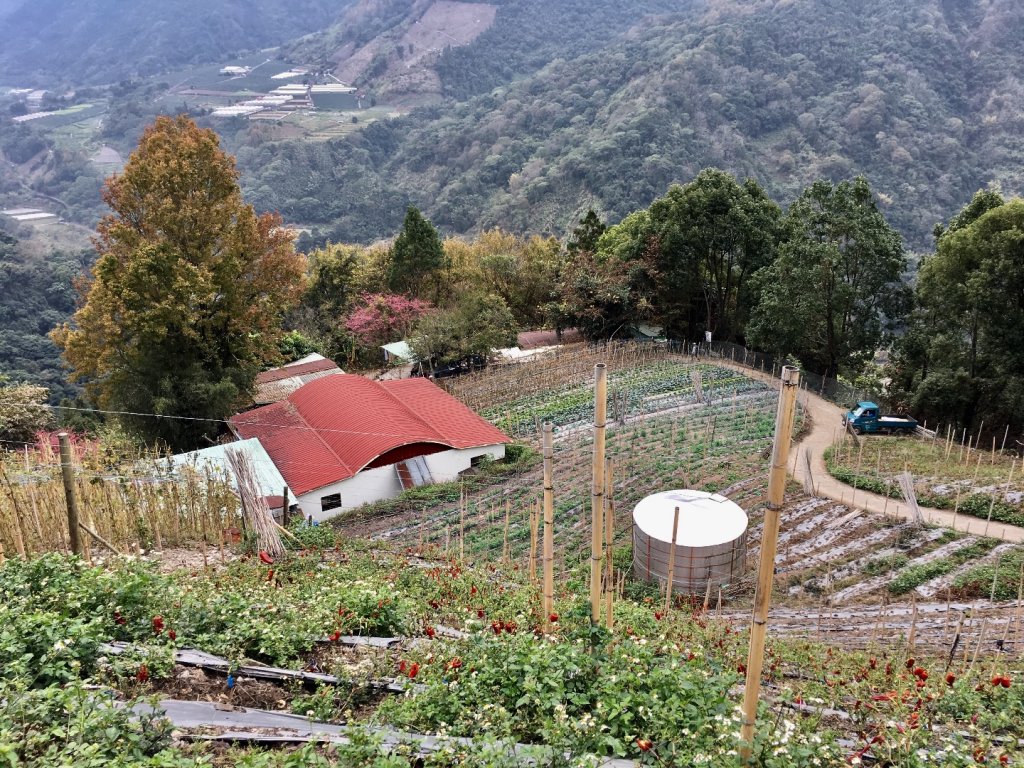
[[341, 349, 1024, 660], [338, 388, 781, 577], [482, 361, 768, 439]]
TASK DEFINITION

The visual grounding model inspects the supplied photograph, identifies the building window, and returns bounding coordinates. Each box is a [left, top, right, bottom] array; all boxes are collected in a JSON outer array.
[[470, 453, 490, 468], [321, 493, 342, 512]]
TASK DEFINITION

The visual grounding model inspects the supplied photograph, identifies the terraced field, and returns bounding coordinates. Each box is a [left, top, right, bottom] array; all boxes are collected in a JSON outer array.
[[339, 349, 1024, 658]]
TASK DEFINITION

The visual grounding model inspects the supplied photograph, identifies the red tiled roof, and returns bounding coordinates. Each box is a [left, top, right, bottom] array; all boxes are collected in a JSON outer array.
[[230, 375, 509, 496], [517, 328, 583, 350], [257, 358, 340, 385]]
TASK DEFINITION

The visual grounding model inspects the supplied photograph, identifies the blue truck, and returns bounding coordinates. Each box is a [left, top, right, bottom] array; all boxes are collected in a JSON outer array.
[[843, 401, 918, 435]]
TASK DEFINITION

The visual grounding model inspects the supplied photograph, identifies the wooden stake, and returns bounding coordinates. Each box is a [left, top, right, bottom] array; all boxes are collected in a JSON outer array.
[[78, 521, 121, 555], [502, 500, 510, 564], [664, 506, 680, 614], [459, 487, 465, 561], [1002, 424, 1010, 454], [590, 363, 607, 625], [740, 366, 800, 762], [945, 612, 966, 673], [967, 619, 988, 674], [907, 595, 918, 654], [281, 485, 290, 528], [543, 423, 555, 629], [604, 458, 614, 628], [58, 433, 83, 556], [528, 501, 539, 585], [985, 459, 1015, 538]]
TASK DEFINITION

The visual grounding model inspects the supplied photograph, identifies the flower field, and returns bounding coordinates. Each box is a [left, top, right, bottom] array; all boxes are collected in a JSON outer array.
[[2, 544, 1021, 767]]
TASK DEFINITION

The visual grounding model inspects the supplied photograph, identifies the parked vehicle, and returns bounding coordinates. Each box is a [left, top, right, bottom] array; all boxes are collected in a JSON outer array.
[[843, 401, 918, 435]]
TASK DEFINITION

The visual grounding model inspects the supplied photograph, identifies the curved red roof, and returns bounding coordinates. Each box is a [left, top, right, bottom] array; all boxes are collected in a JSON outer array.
[[229, 375, 508, 496]]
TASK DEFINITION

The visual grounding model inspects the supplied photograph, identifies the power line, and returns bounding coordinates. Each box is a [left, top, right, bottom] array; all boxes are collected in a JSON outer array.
[[0, 400, 450, 441]]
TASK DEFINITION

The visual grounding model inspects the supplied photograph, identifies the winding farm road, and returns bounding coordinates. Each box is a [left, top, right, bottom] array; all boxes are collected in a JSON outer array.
[[717, 360, 1024, 544]]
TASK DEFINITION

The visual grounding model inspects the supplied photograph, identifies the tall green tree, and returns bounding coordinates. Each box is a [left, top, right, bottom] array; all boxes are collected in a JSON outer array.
[[410, 293, 517, 369], [558, 210, 661, 339], [747, 177, 907, 378], [389, 206, 446, 300], [889, 193, 1024, 432], [566, 210, 607, 258], [52, 115, 307, 450], [648, 169, 781, 342]]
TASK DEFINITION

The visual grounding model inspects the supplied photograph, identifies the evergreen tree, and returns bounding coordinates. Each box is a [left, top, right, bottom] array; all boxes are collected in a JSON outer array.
[[389, 206, 446, 300]]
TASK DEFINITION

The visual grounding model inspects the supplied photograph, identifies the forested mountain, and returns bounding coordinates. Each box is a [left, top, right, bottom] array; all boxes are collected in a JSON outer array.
[[283, 0, 690, 101], [0, 231, 88, 402], [239, 0, 1024, 250], [0, 0, 356, 86]]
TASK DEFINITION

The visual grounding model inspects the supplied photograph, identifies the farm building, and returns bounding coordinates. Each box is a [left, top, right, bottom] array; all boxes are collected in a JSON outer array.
[[229, 374, 509, 521], [381, 341, 416, 365], [168, 438, 295, 517], [253, 354, 344, 406]]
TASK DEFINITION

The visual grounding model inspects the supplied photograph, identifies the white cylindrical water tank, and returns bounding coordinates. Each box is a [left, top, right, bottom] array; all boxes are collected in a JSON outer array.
[[632, 489, 748, 592]]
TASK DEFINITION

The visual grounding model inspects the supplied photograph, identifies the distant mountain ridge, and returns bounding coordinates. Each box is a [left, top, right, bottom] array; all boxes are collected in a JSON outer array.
[[0, 0, 357, 86], [238, 0, 1024, 250]]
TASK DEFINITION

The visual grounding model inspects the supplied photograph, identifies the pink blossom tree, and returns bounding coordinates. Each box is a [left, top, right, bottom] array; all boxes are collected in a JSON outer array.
[[344, 293, 432, 349]]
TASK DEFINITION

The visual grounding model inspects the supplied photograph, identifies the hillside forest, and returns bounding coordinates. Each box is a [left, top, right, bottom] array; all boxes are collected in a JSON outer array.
[[2, 0, 1024, 450], [3, 114, 1022, 453]]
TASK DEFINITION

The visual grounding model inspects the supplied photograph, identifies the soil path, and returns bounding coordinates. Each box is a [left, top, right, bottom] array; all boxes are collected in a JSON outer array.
[[715, 360, 1024, 543]]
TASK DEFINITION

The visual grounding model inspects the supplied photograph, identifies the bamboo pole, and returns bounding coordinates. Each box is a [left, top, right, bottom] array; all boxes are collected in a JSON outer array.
[[664, 506, 680, 614], [58, 433, 83, 556], [740, 366, 800, 762], [985, 459, 1015, 538], [459, 487, 465, 561], [590, 363, 607, 625], [528, 501, 539, 584], [1014, 563, 1023, 658], [604, 458, 614, 628], [543, 423, 555, 629], [502, 500, 510, 564]]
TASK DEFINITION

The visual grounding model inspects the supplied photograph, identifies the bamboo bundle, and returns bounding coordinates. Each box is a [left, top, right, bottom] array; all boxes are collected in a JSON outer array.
[[225, 447, 284, 559]]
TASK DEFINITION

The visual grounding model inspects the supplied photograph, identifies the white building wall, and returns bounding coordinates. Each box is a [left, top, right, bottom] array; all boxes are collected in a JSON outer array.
[[294, 443, 506, 522], [423, 444, 505, 481], [296, 465, 401, 522]]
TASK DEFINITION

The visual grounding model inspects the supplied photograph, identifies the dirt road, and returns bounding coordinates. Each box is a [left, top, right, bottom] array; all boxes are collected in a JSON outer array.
[[717, 360, 1024, 543]]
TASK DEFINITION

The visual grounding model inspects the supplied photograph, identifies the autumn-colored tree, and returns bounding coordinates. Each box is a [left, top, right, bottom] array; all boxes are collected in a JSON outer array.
[[52, 115, 306, 450], [0, 378, 52, 445]]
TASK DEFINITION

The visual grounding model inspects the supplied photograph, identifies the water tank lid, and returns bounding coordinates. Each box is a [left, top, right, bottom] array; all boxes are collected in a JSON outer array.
[[632, 489, 748, 548]]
